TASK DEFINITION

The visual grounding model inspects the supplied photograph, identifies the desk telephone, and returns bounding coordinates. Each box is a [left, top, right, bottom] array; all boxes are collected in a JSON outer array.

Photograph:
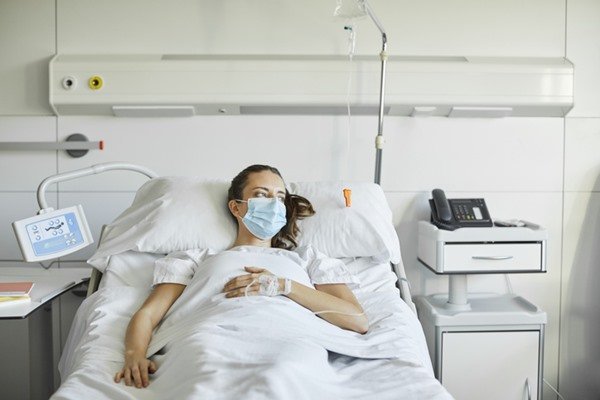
[[429, 188, 493, 230]]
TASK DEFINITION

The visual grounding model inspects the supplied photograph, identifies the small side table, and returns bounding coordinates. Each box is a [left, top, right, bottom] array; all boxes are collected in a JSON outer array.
[[416, 220, 548, 399], [0, 267, 90, 400]]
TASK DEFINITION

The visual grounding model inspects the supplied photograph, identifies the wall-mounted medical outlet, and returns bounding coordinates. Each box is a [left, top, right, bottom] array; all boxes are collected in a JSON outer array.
[[62, 76, 77, 90], [88, 75, 103, 90]]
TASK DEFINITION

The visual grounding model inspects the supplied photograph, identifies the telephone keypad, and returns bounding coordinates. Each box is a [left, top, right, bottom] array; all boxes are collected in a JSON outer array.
[[450, 199, 490, 224]]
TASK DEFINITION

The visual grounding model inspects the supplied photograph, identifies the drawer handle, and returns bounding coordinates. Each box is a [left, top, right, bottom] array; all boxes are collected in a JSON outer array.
[[472, 255, 514, 260]]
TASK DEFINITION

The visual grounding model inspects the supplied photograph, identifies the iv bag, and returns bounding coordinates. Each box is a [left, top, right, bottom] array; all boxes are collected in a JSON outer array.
[[333, 0, 367, 19]]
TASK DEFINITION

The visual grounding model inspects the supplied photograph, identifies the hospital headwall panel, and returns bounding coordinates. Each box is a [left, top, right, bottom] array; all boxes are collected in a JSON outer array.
[[48, 55, 573, 118]]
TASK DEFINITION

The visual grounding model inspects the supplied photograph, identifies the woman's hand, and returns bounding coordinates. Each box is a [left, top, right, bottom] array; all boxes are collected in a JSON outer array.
[[223, 266, 280, 298], [114, 350, 157, 388]]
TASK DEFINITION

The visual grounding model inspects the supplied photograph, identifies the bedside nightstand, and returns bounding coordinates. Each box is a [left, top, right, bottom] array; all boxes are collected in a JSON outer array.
[[415, 293, 546, 400], [0, 267, 90, 400], [415, 221, 548, 400]]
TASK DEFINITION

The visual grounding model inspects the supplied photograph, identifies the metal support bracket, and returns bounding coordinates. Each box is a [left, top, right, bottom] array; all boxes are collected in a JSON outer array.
[[0, 133, 104, 158]]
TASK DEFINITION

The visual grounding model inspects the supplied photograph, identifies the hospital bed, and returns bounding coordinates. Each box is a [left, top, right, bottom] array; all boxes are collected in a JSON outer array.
[[51, 177, 453, 399]]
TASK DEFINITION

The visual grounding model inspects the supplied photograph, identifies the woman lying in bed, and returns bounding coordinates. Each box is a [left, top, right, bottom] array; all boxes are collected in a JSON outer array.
[[114, 164, 369, 388]]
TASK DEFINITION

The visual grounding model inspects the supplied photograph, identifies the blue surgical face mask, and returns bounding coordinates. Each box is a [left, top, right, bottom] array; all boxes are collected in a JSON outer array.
[[237, 197, 287, 240]]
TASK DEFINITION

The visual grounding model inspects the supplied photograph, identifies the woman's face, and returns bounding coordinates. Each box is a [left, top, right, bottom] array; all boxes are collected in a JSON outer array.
[[231, 170, 286, 218]]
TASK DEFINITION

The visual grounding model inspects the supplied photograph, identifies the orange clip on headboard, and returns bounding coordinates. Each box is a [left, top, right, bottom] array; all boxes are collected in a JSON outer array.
[[343, 188, 352, 207]]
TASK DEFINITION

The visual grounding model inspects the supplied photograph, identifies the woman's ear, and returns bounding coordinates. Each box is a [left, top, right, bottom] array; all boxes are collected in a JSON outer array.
[[228, 199, 241, 219]]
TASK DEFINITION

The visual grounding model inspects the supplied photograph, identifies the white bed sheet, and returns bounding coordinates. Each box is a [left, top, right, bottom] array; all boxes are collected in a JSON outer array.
[[52, 252, 452, 400]]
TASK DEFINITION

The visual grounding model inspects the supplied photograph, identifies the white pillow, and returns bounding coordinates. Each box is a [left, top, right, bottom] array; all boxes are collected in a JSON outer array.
[[290, 182, 401, 263], [88, 177, 236, 271], [88, 177, 401, 271]]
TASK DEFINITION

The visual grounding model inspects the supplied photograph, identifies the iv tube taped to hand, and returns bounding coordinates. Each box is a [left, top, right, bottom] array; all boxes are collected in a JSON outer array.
[[244, 274, 291, 297], [243, 276, 365, 317]]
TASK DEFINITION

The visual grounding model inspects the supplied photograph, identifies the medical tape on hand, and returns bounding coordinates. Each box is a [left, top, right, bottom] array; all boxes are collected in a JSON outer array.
[[258, 275, 279, 296], [244, 275, 291, 298]]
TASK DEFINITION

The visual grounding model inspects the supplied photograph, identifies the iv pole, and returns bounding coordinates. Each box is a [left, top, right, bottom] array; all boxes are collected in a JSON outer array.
[[362, 1, 388, 185], [360, 1, 414, 312]]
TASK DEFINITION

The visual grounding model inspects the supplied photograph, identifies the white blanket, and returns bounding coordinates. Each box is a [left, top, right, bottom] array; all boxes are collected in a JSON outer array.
[[53, 252, 452, 399]]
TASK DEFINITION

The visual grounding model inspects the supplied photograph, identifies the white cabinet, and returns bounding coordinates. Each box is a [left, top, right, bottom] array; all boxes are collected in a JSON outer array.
[[441, 330, 540, 400], [415, 294, 546, 400]]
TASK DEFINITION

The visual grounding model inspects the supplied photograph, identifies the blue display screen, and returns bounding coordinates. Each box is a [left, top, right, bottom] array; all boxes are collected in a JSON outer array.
[[28, 212, 84, 256]]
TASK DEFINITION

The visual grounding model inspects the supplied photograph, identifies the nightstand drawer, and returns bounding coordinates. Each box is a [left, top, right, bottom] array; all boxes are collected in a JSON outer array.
[[444, 243, 543, 273], [417, 221, 547, 274]]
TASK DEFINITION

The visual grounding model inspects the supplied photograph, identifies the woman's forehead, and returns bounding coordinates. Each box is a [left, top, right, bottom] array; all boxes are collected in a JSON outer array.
[[244, 171, 285, 191]]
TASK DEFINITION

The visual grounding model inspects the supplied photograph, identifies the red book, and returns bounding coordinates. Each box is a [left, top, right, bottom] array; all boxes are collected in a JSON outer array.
[[0, 282, 34, 296]]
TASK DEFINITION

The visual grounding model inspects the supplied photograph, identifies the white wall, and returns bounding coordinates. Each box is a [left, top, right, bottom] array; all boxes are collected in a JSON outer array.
[[560, 0, 600, 398], [0, 1, 598, 399]]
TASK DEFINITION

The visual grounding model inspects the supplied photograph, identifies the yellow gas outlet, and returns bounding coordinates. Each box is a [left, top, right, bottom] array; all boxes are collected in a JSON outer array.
[[88, 75, 103, 90]]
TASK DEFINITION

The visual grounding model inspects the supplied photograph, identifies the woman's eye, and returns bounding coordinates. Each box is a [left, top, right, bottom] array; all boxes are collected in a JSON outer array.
[[253, 191, 284, 201]]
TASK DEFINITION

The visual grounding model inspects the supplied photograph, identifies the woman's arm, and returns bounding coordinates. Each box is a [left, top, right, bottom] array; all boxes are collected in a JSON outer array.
[[114, 283, 186, 388], [224, 267, 369, 334], [287, 281, 369, 334]]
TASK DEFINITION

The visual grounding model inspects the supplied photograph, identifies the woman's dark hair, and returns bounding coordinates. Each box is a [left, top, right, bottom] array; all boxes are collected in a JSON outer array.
[[228, 164, 315, 250]]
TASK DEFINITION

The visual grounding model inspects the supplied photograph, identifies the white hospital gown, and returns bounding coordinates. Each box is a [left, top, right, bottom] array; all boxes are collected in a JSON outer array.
[[153, 245, 359, 288]]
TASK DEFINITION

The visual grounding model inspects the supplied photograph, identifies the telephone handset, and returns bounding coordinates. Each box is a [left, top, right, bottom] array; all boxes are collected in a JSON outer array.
[[429, 188, 493, 230]]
